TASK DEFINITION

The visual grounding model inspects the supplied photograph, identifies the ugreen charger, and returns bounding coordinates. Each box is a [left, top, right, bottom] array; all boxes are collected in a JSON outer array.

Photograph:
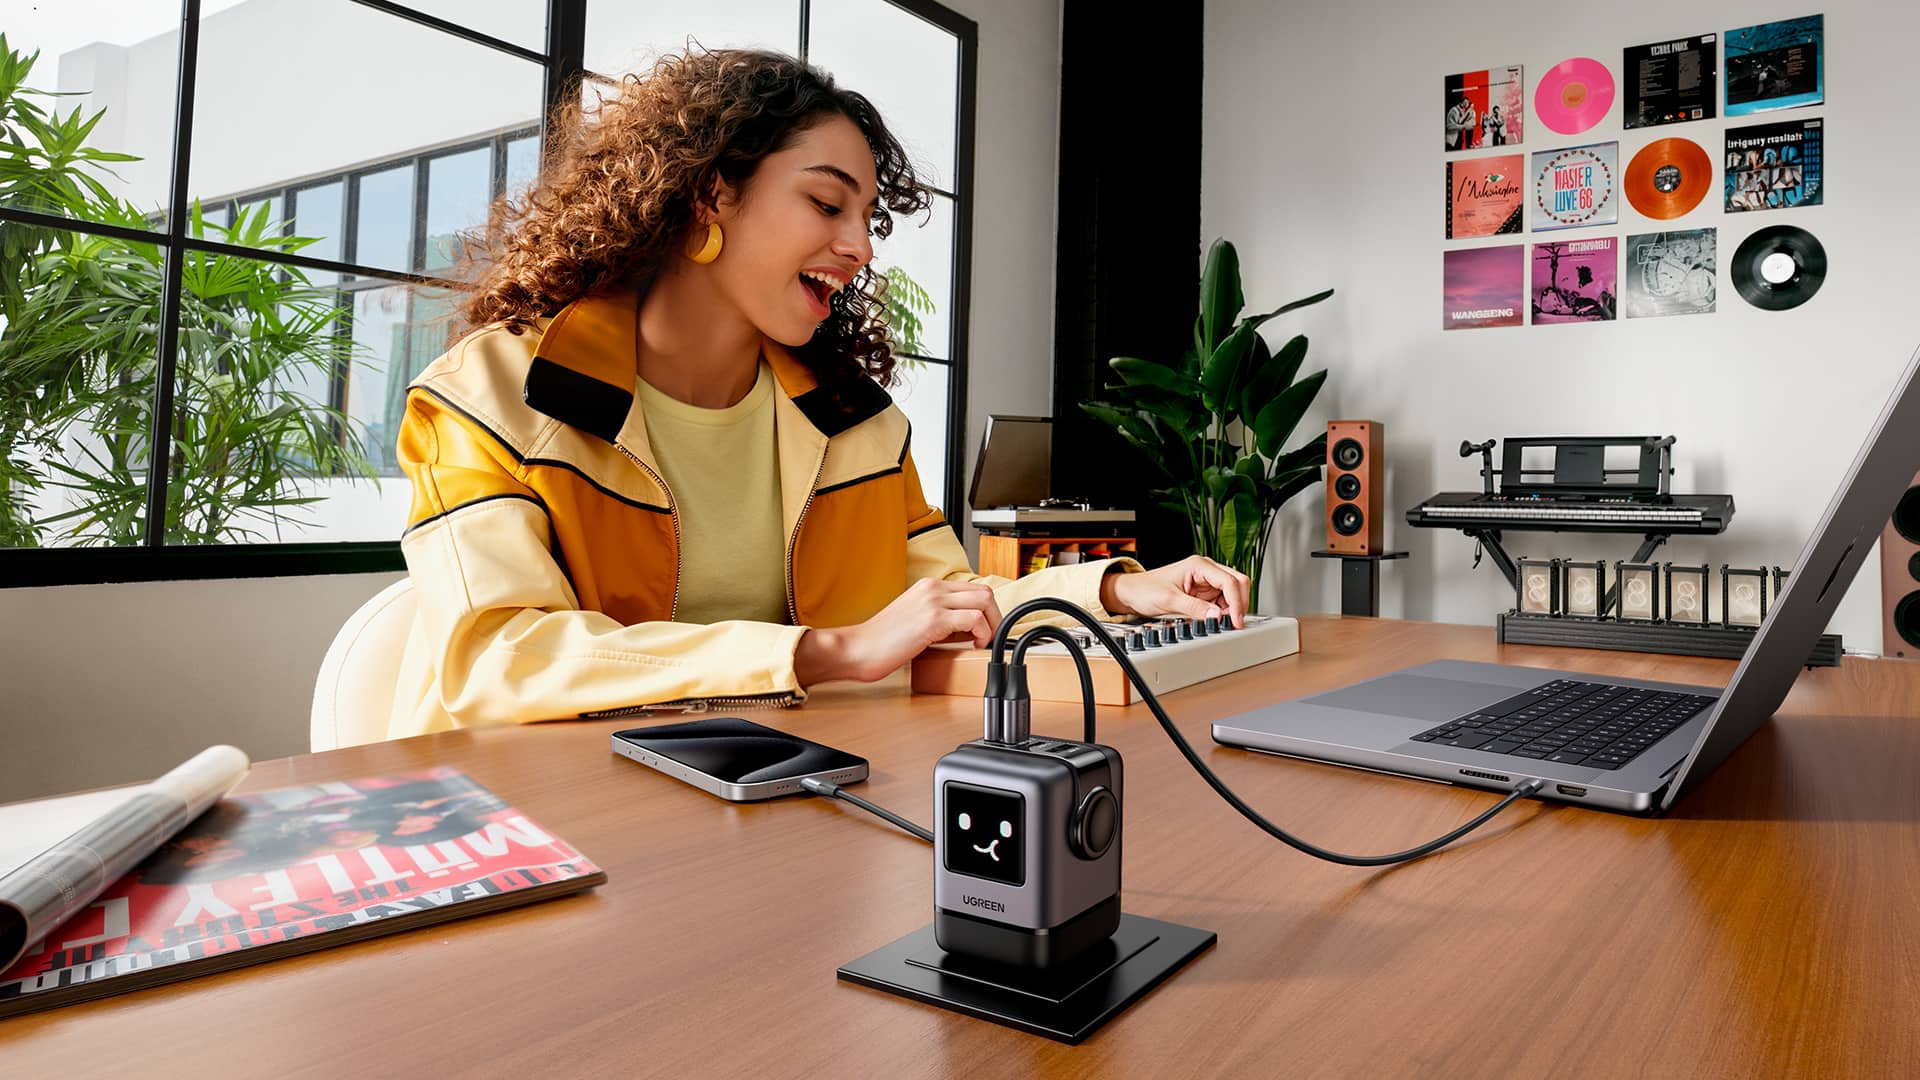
[[932, 729, 1121, 969]]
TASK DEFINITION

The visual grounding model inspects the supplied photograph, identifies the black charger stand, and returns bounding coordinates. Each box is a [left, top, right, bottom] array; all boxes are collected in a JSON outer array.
[[836, 914, 1214, 1044], [837, 608, 1215, 1044]]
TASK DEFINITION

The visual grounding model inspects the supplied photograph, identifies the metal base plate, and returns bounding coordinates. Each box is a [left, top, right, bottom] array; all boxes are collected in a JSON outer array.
[[836, 913, 1215, 1044]]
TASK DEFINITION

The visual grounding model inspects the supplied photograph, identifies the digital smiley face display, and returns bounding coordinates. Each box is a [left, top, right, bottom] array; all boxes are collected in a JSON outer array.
[[943, 782, 1025, 886]]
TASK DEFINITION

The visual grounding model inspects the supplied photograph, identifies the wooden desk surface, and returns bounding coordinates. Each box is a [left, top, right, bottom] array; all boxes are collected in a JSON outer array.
[[5, 616, 1918, 1077]]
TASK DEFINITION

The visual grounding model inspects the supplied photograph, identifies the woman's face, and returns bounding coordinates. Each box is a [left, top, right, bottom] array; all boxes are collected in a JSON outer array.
[[707, 114, 879, 346]]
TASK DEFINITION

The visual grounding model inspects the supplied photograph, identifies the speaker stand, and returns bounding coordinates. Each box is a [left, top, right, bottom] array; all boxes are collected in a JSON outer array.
[[1311, 549, 1408, 617], [836, 913, 1215, 1044]]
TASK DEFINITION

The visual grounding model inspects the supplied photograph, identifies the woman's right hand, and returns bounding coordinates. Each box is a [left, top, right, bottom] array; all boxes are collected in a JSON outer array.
[[794, 578, 1003, 685]]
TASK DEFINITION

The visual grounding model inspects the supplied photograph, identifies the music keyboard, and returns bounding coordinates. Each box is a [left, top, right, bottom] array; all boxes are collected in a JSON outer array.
[[911, 615, 1301, 705], [1406, 492, 1734, 533]]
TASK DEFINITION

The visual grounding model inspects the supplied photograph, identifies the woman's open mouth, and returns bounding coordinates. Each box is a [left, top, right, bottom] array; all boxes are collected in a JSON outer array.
[[799, 269, 844, 318]]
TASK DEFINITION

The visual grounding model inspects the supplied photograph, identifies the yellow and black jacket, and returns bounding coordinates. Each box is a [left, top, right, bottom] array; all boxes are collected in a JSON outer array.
[[390, 287, 1137, 737]]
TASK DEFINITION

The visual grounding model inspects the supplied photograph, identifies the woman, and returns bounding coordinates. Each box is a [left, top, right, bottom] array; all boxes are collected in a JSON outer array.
[[389, 48, 1248, 737]]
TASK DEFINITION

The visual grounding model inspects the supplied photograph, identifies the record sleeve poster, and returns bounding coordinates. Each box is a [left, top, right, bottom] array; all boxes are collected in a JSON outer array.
[[1446, 154, 1524, 238], [1725, 15, 1824, 116], [1532, 142, 1619, 231], [1725, 118, 1823, 211], [1443, 246, 1524, 330], [1445, 66, 1524, 151], [1623, 229, 1717, 318], [1532, 238, 1618, 324], [1623, 33, 1718, 128]]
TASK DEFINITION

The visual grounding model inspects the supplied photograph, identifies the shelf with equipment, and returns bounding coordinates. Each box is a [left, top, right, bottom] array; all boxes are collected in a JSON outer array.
[[978, 535, 1138, 579]]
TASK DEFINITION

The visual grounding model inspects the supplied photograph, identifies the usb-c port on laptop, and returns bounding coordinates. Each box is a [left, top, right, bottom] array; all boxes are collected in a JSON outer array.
[[1556, 784, 1588, 797]]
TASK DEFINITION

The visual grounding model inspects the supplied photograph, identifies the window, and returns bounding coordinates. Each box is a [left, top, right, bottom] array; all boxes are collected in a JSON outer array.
[[0, 0, 976, 583]]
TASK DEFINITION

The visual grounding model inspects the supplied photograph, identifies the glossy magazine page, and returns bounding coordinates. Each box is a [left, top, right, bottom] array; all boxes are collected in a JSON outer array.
[[0, 766, 603, 1019]]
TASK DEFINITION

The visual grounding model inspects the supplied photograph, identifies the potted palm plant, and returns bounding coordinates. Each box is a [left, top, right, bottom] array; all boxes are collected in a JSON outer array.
[[1080, 238, 1332, 604]]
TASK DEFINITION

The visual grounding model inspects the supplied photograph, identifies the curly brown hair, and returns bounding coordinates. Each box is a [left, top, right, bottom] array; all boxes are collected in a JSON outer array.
[[456, 47, 931, 387]]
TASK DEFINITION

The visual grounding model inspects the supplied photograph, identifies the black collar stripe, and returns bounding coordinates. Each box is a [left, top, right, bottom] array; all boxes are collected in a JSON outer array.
[[790, 376, 893, 438], [524, 356, 632, 444]]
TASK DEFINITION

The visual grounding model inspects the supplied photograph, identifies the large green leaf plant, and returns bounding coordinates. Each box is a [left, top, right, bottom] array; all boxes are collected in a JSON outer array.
[[0, 37, 376, 547], [1080, 238, 1333, 604]]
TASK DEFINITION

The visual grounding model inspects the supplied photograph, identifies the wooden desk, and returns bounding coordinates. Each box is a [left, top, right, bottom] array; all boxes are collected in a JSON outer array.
[[4, 616, 1917, 1076]]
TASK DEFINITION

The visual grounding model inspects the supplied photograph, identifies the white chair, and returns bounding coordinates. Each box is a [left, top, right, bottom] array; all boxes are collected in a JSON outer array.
[[310, 578, 417, 752]]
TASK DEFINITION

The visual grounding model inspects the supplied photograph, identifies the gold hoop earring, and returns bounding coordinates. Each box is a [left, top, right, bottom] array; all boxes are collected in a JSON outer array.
[[685, 222, 723, 264]]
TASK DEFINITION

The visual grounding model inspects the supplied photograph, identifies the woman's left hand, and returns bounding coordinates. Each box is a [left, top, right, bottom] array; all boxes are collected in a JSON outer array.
[[1099, 555, 1252, 628]]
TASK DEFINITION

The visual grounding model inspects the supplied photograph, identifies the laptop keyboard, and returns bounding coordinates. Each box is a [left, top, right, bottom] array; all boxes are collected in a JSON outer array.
[[1410, 679, 1717, 770]]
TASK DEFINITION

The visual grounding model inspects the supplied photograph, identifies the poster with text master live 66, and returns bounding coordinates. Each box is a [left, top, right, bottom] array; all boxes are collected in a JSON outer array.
[[1531, 142, 1618, 231]]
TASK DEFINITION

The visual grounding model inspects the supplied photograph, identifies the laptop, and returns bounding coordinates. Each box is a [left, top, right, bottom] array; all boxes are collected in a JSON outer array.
[[1213, 346, 1920, 813]]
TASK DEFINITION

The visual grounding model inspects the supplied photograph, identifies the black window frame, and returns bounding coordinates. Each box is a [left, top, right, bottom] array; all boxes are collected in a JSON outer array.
[[0, 0, 977, 587]]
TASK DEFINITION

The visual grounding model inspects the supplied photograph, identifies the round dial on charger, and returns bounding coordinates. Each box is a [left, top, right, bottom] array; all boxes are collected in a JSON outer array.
[[1071, 786, 1118, 859]]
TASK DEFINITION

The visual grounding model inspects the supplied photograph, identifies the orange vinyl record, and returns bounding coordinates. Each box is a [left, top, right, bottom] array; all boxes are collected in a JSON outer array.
[[1625, 137, 1712, 219]]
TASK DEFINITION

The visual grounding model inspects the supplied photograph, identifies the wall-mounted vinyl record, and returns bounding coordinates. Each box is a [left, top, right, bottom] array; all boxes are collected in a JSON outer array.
[[1731, 225, 1826, 311], [1625, 138, 1711, 219]]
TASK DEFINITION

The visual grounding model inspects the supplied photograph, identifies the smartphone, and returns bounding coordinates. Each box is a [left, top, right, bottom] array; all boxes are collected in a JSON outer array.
[[611, 716, 868, 802]]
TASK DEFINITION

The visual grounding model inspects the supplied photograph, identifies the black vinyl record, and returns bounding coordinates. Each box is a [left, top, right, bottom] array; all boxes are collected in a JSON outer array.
[[1731, 224, 1826, 310]]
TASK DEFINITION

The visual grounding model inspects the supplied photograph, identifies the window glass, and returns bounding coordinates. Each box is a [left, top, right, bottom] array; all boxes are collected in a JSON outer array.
[[344, 284, 464, 480], [807, 0, 959, 189], [400, 0, 546, 54], [290, 180, 346, 279], [888, 359, 951, 514], [585, 0, 798, 77], [189, 0, 538, 246], [424, 147, 492, 272], [235, 194, 285, 238], [162, 254, 420, 545], [505, 134, 540, 201], [354, 164, 415, 275], [871, 194, 953, 360], [2, 0, 186, 227], [0, 227, 162, 548]]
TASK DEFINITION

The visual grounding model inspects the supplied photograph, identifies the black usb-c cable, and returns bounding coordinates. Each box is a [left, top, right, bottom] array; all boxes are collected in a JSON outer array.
[[807, 598, 1544, 864], [800, 776, 932, 843]]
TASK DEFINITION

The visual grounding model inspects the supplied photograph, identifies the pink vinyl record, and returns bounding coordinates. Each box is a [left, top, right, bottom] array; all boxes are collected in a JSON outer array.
[[1535, 58, 1615, 135]]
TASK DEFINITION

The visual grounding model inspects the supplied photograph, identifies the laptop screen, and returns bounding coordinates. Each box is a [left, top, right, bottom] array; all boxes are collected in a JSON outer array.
[[1665, 345, 1920, 808]]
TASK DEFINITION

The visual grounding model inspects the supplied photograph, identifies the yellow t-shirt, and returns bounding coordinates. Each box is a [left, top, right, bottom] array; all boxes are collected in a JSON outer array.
[[634, 363, 789, 625]]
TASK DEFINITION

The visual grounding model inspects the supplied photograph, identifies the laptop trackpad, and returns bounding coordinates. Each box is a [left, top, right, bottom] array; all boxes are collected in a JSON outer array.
[[1305, 675, 1509, 722]]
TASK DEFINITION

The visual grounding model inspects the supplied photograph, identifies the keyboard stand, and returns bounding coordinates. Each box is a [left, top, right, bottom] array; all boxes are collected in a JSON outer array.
[[1463, 527, 1672, 611]]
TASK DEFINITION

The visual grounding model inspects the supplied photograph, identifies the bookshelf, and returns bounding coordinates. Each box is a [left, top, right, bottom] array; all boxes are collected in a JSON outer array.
[[978, 535, 1138, 579]]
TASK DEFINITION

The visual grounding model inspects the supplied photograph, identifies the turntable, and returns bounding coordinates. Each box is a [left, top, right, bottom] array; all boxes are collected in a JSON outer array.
[[967, 416, 1135, 534]]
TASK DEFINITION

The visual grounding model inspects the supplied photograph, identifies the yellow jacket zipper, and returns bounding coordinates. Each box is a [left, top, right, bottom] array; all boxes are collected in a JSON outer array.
[[785, 450, 828, 625], [580, 691, 799, 719], [614, 443, 681, 620]]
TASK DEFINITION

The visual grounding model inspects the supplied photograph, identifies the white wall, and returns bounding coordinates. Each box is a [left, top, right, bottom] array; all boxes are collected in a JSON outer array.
[[0, 572, 404, 801], [0, 0, 1064, 802], [1204, 0, 1914, 652]]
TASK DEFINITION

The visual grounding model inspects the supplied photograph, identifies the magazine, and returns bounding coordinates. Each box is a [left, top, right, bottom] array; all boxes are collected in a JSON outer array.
[[0, 753, 603, 1019]]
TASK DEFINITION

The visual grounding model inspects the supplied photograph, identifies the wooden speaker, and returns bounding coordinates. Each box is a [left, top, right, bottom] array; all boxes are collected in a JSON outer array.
[[1325, 420, 1385, 554], [1880, 471, 1920, 660]]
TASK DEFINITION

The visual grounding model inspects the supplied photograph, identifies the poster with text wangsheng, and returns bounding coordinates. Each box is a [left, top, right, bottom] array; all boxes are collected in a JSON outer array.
[[1443, 245, 1525, 330]]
